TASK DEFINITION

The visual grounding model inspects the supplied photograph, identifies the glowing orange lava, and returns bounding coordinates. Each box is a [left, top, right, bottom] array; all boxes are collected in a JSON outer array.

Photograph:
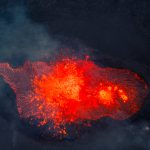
[[0, 58, 149, 138]]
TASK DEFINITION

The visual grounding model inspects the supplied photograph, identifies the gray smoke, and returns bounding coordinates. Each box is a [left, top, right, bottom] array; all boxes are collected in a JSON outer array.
[[0, 6, 60, 63]]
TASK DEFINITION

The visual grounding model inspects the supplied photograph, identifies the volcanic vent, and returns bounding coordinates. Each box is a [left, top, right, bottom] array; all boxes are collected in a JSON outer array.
[[0, 58, 149, 139]]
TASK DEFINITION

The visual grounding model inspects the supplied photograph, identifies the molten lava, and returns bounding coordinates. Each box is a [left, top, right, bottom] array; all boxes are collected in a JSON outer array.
[[0, 58, 149, 138]]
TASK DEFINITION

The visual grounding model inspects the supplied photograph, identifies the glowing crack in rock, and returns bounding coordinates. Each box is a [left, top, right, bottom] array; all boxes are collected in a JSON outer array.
[[0, 58, 149, 138]]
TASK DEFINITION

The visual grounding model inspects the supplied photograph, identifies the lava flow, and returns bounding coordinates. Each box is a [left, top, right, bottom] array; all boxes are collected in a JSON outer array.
[[0, 58, 149, 138]]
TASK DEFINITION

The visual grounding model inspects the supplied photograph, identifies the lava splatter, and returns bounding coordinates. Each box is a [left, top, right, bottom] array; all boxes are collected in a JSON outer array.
[[0, 58, 149, 138]]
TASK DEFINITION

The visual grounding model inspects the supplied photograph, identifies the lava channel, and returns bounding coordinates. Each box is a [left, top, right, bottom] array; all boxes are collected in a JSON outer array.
[[0, 58, 149, 138]]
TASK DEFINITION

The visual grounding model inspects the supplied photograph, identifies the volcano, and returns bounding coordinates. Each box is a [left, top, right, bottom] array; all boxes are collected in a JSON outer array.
[[0, 58, 149, 139]]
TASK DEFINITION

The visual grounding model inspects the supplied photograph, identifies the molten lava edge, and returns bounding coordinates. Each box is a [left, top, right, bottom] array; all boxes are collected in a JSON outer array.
[[0, 58, 148, 138]]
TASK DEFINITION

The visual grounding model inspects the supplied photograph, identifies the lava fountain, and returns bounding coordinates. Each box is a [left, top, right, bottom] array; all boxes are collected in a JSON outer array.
[[0, 58, 149, 139]]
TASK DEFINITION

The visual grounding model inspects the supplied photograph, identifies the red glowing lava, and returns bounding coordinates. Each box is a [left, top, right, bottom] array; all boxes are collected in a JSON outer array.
[[0, 58, 149, 138]]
